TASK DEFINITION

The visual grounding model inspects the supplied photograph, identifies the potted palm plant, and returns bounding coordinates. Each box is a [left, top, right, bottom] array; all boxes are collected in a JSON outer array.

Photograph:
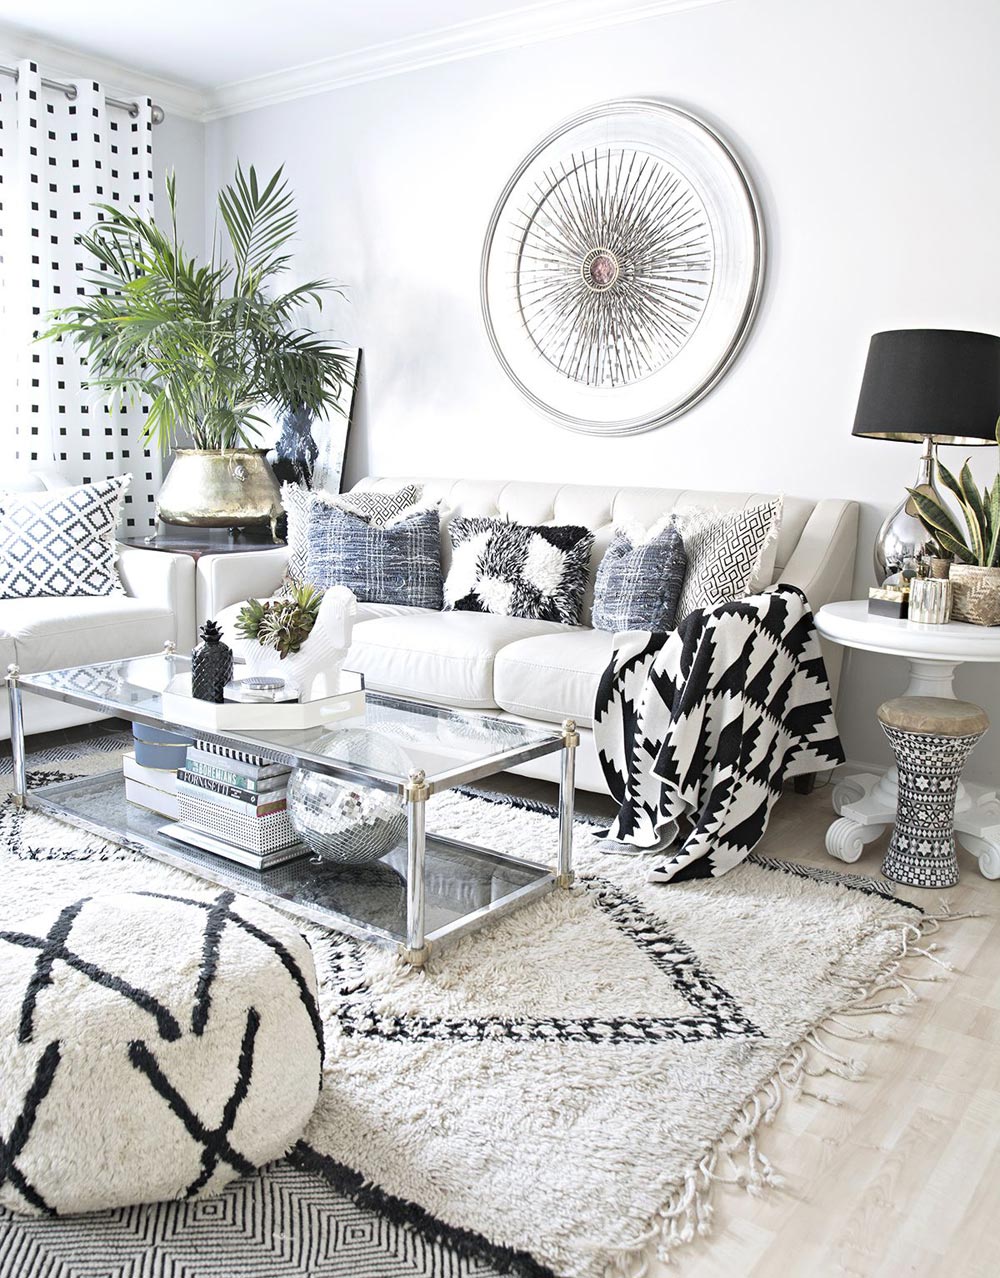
[[907, 431, 1000, 625], [44, 164, 350, 537]]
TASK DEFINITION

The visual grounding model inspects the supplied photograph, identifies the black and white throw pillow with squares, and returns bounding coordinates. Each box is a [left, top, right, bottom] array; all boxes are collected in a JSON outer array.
[[0, 474, 130, 599], [444, 517, 594, 626]]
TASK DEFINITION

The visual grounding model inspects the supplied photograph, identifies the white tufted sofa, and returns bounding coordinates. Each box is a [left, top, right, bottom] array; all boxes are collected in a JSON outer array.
[[204, 478, 859, 795]]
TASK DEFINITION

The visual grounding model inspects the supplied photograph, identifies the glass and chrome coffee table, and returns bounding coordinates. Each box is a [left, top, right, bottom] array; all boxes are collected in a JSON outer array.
[[6, 650, 578, 965]]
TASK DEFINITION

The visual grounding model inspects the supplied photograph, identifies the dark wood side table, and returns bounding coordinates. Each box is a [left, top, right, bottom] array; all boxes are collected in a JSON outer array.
[[120, 529, 286, 563]]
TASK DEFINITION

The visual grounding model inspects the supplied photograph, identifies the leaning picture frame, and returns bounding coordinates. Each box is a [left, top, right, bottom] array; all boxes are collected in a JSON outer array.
[[267, 348, 362, 493]]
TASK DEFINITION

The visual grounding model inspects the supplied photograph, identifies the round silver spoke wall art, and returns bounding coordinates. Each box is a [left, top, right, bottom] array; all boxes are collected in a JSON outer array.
[[481, 99, 765, 435]]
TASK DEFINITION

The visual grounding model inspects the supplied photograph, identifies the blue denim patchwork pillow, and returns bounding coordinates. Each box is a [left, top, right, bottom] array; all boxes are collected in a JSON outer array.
[[304, 502, 443, 608], [592, 522, 687, 633]]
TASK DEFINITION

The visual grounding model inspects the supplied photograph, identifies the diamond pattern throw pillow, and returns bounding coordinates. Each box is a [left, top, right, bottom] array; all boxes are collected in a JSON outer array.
[[674, 498, 782, 621], [0, 475, 130, 599], [592, 520, 687, 633], [444, 518, 594, 626]]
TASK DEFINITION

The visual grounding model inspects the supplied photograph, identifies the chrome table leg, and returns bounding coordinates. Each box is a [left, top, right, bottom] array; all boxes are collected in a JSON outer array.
[[557, 718, 579, 888], [6, 664, 26, 808], [402, 769, 430, 966]]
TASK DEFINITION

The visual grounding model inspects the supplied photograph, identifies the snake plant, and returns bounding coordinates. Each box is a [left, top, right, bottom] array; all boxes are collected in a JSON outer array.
[[907, 433, 1000, 567]]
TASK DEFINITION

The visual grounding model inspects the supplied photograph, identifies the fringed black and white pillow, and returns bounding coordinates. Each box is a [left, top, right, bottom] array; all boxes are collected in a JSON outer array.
[[0, 474, 130, 599], [444, 517, 594, 625]]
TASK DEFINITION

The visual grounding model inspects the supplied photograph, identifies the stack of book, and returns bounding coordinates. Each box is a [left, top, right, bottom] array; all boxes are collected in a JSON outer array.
[[160, 740, 306, 870], [123, 751, 180, 820]]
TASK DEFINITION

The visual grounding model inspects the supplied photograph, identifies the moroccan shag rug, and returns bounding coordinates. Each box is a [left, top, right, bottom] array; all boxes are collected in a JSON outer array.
[[0, 738, 953, 1278]]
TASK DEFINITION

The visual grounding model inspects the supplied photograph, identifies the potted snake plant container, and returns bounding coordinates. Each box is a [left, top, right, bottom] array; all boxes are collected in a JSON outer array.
[[43, 164, 352, 537], [908, 439, 1000, 625]]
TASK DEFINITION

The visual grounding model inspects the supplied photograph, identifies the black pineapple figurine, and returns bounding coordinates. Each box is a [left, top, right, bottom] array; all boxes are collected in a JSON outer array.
[[191, 621, 234, 703]]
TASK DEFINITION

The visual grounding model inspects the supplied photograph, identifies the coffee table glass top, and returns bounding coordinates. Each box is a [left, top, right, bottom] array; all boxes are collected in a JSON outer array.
[[19, 653, 562, 791]]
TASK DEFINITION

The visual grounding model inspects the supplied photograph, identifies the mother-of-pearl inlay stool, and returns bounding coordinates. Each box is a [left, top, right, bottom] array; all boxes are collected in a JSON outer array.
[[815, 600, 1000, 879], [877, 697, 989, 888]]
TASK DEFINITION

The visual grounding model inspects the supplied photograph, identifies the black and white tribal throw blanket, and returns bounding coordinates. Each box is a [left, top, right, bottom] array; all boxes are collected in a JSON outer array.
[[594, 585, 844, 882]]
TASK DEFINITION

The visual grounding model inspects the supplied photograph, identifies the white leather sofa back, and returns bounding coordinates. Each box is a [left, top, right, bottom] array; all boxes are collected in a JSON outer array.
[[350, 476, 858, 625]]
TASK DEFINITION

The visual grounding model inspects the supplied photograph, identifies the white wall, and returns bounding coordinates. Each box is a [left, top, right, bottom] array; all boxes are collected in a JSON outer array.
[[155, 112, 205, 260], [204, 0, 1000, 784]]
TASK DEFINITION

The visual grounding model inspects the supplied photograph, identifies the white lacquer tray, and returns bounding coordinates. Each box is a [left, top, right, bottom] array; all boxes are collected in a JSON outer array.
[[161, 670, 366, 731]]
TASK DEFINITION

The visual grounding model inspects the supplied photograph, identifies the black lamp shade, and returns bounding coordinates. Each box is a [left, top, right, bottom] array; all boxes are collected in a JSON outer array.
[[852, 328, 1000, 445]]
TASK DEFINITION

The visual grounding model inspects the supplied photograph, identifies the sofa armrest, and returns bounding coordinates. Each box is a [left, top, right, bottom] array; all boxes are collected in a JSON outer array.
[[196, 547, 289, 626], [116, 545, 197, 650], [779, 500, 859, 611], [779, 499, 859, 709]]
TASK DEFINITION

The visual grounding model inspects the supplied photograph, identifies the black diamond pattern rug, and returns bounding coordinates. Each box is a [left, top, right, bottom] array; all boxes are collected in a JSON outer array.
[[0, 1159, 503, 1278]]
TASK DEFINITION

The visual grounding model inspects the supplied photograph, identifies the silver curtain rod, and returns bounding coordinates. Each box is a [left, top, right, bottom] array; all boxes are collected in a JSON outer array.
[[0, 63, 165, 124]]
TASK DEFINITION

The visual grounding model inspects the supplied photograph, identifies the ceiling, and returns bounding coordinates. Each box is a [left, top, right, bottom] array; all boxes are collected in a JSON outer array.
[[0, 0, 595, 90]]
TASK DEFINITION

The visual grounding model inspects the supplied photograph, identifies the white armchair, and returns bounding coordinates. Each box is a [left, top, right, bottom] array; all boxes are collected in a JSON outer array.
[[0, 468, 196, 741]]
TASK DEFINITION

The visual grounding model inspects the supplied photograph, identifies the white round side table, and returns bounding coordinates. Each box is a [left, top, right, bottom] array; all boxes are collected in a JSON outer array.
[[816, 599, 1000, 879]]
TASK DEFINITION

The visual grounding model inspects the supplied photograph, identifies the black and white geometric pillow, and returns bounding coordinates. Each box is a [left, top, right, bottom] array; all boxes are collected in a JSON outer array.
[[444, 517, 594, 625], [0, 475, 130, 600], [279, 483, 423, 593], [674, 499, 782, 621], [329, 485, 423, 526]]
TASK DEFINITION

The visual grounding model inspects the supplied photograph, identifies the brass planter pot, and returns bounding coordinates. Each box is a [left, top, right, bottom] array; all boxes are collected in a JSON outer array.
[[156, 449, 283, 539], [950, 564, 1000, 627]]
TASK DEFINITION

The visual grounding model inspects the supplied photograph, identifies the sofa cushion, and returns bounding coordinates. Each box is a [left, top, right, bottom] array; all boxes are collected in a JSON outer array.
[[0, 596, 175, 674], [675, 499, 782, 619], [348, 612, 569, 709], [493, 629, 616, 728]]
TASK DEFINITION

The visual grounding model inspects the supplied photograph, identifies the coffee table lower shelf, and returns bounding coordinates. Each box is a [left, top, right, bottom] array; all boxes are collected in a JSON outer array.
[[29, 771, 557, 955]]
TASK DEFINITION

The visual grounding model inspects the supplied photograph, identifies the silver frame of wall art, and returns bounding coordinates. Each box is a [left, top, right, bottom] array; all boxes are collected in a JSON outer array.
[[480, 99, 766, 436]]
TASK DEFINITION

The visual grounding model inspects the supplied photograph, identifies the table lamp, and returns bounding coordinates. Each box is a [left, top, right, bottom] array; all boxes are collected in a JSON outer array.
[[853, 328, 1000, 582]]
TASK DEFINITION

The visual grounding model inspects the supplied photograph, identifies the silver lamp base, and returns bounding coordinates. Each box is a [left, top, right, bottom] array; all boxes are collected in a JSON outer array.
[[873, 436, 942, 583]]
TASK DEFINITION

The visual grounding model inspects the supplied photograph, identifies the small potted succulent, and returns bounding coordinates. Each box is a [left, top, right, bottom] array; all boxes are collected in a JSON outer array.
[[908, 435, 1000, 625], [234, 584, 357, 699]]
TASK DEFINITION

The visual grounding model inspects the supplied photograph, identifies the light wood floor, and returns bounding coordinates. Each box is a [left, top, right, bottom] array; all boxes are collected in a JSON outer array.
[[659, 782, 998, 1278]]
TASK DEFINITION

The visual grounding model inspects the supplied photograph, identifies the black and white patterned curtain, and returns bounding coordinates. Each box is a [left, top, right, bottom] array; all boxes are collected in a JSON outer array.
[[0, 59, 160, 531]]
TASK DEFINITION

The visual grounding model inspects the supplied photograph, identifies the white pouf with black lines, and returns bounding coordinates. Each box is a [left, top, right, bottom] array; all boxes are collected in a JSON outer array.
[[0, 889, 323, 1216]]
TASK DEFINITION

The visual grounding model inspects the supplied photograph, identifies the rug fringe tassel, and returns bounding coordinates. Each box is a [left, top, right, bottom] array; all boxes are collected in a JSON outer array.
[[607, 903, 959, 1275]]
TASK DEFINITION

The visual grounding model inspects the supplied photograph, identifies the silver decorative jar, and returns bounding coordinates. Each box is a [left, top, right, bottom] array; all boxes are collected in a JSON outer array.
[[287, 730, 410, 865], [156, 448, 283, 539], [908, 575, 952, 625]]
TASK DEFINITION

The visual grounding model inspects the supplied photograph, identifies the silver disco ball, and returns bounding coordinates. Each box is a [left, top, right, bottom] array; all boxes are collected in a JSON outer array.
[[287, 730, 409, 865]]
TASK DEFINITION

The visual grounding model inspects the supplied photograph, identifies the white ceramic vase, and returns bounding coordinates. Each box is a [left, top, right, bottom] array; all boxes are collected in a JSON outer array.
[[234, 587, 358, 701]]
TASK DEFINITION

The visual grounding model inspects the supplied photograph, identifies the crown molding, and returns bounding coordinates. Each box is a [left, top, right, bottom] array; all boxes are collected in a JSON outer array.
[[202, 0, 729, 120], [0, 23, 210, 120], [0, 0, 730, 125]]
